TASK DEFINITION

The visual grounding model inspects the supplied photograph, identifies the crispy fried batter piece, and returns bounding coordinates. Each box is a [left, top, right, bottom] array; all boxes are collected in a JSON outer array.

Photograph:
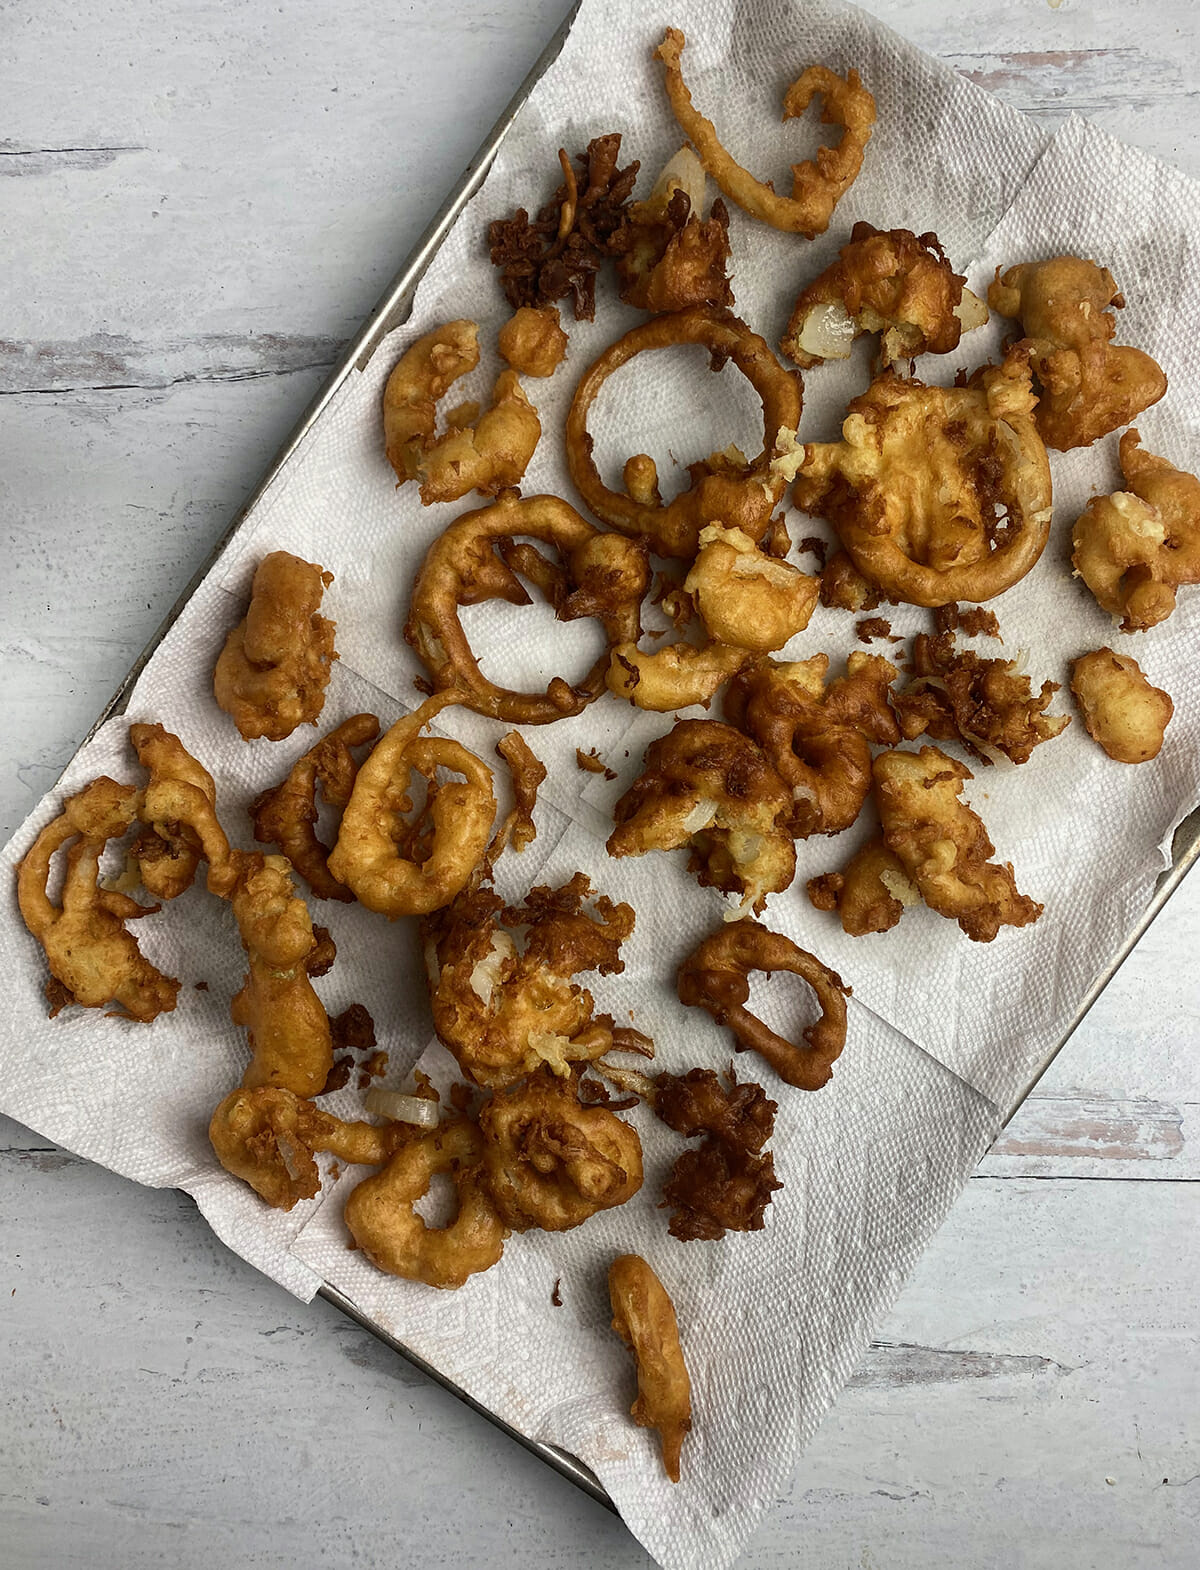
[[1070, 648, 1173, 764], [607, 720, 796, 915], [988, 256, 1167, 450], [655, 1067, 781, 1242], [16, 777, 180, 1022], [1072, 429, 1200, 631], [683, 523, 819, 652], [488, 133, 639, 321], [250, 713, 381, 900], [327, 694, 496, 918], [873, 746, 1042, 942], [892, 632, 1068, 764], [576, 747, 616, 780], [382, 319, 542, 505], [128, 723, 232, 900], [497, 305, 569, 378], [487, 731, 547, 863], [807, 836, 920, 936], [609, 1254, 692, 1484], [229, 852, 343, 1099], [565, 306, 803, 560], [405, 491, 648, 722], [606, 638, 752, 713], [789, 355, 1053, 607], [479, 1066, 643, 1232], [343, 1117, 508, 1288], [209, 1085, 406, 1211], [934, 603, 1001, 639], [677, 920, 850, 1090], [781, 223, 987, 369], [656, 29, 874, 237], [724, 653, 898, 838], [612, 146, 733, 313], [423, 873, 637, 1088], [820, 549, 884, 612], [214, 551, 337, 742]]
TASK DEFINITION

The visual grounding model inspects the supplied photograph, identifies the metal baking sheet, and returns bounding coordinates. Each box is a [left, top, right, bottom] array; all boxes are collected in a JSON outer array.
[[45, 0, 1199, 1517]]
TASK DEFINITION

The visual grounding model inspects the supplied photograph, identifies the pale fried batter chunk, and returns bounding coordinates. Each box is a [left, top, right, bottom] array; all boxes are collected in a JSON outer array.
[[1070, 647, 1173, 764], [724, 653, 898, 838], [683, 523, 819, 653], [230, 852, 339, 1099], [606, 638, 752, 713], [606, 720, 796, 915], [609, 1254, 692, 1484], [1072, 428, 1200, 631], [423, 874, 637, 1089], [214, 551, 337, 742], [873, 746, 1042, 942], [383, 320, 542, 505], [782, 223, 987, 369], [807, 835, 920, 936], [496, 305, 569, 377], [16, 777, 180, 1022], [478, 1067, 643, 1232], [612, 146, 733, 313], [988, 256, 1167, 450], [251, 713, 380, 900], [892, 632, 1068, 764], [654, 1067, 781, 1242]]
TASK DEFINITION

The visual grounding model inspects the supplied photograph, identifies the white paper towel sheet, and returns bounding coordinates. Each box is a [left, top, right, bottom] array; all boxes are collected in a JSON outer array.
[[4, 0, 1200, 1566]]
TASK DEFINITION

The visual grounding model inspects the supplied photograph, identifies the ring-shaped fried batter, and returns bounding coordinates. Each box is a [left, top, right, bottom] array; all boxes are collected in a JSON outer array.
[[790, 356, 1052, 606], [656, 29, 875, 238], [251, 713, 381, 900], [677, 919, 850, 1091], [609, 1254, 692, 1484], [327, 695, 496, 918], [607, 719, 796, 915], [1071, 429, 1200, 632], [565, 307, 803, 560], [344, 1119, 508, 1288], [405, 491, 648, 722], [478, 1068, 643, 1232], [17, 777, 180, 1023]]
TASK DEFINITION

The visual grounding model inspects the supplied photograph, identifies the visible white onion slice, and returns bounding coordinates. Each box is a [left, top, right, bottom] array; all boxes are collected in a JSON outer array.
[[797, 300, 856, 362], [468, 930, 517, 1005], [363, 1088, 440, 1127], [954, 287, 989, 333], [880, 867, 921, 907], [594, 1058, 657, 1102], [649, 145, 708, 213], [682, 799, 719, 835]]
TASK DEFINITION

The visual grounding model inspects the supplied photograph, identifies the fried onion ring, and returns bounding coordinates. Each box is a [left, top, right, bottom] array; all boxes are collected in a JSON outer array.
[[17, 777, 180, 1023], [1071, 429, 1200, 632], [478, 1067, 643, 1232], [251, 714, 381, 900], [608, 1254, 692, 1484], [127, 723, 228, 900], [789, 355, 1053, 606], [1070, 647, 1173, 764], [873, 746, 1042, 942], [405, 491, 648, 722], [612, 146, 733, 313], [683, 524, 819, 651], [327, 694, 496, 917], [565, 307, 803, 560], [807, 835, 920, 936], [383, 319, 542, 504], [343, 1117, 508, 1288], [607, 720, 795, 914], [656, 29, 875, 238], [677, 919, 850, 1091]]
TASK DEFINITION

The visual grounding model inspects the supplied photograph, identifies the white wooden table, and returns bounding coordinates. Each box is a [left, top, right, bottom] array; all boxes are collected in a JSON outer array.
[[3, 2, 1198, 1564]]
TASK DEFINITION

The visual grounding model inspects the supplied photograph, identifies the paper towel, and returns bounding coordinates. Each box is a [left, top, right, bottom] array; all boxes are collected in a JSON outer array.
[[3, 0, 1200, 1566]]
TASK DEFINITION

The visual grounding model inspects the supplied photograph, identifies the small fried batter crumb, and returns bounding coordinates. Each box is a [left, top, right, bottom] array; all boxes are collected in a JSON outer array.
[[855, 616, 895, 644], [797, 535, 829, 568], [576, 747, 617, 780], [934, 603, 1001, 640], [551, 1278, 563, 1307]]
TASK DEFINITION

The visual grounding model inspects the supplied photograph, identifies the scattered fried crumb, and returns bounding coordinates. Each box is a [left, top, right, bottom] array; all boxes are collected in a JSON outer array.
[[322, 1055, 354, 1095], [194, 980, 210, 992], [934, 603, 1001, 639], [855, 615, 897, 644], [576, 747, 617, 780], [796, 535, 829, 568], [413, 1069, 440, 1103], [331, 1003, 376, 1055], [551, 1278, 563, 1307], [328, 1162, 341, 1182], [413, 674, 435, 696]]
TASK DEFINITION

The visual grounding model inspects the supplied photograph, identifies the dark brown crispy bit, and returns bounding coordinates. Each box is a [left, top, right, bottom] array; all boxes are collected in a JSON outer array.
[[855, 616, 896, 644], [796, 535, 829, 568], [575, 746, 617, 781], [654, 1067, 781, 1243], [933, 603, 1001, 639]]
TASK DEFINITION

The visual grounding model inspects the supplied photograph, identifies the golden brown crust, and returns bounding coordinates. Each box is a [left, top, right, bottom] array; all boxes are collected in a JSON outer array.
[[496, 305, 569, 377], [405, 491, 648, 723], [487, 731, 547, 863], [612, 148, 733, 313], [214, 552, 337, 741], [654, 1067, 781, 1242], [128, 723, 227, 900], [655, 29, 874, 238], [806, 836, 920, 936], [1070, 647, 1173, 764], [608, 1254, 692, 1483], [683, 524, 819, 653], [565, 307, 803, 560]]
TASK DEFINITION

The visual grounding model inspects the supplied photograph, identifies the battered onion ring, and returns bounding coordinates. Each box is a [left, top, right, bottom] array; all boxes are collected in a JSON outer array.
[[405, 491, 648, 722], [790, 355, 1053, 607], [683, 523, 819, 652], [807, 835, 920, 936], [565, 307, 803, 560], [327, 694, 496, 917], [656, 29, 875, 238], [609, 1254, 692, 1484], [129, 723, 231, 900], [677, 919, 850, 1091], [343, 1118, 507, 1289], [478, 1068, 643, 1232], [1070, 648, 1173, 764]]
